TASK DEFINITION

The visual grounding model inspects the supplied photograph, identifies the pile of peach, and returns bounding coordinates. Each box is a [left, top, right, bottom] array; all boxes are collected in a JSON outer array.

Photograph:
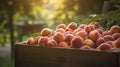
[[26, 22, 120, 51]]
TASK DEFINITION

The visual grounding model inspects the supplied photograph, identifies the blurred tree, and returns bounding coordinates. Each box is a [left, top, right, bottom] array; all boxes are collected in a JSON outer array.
[[0, 0, 43, 59], [52, 0, 105, 24], [80, 0, 120, 29]]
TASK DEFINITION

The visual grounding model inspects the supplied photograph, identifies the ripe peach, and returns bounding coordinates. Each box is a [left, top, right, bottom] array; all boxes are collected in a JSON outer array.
[[26, 37, 35, 45], [38, 37, 48, 46], [64, 34, 74, 45], [58, 42, 68, 48], [107, 41, 115, 48], [114, 38, 120, 48], [56, 28, 65, 34], [73, 28, 83, 35], [95, 37, 106, 48], [96, 43, 112, 51], [71, 36, 84, 48], [84, 39, 94, 47], [96, 28, 104, 34], [53, 32, 65, 44], [110, 25, 120, 34], [102, 30, 112, 36], [89, 25, 95, 31], [85, 25, 92, 34], [80, 45, 92, 50], [41, 28, 53, 36], [47, 40, 57, 47], [65, 27, 73, 32], [112, 33, 120, 40], [67, 22, 77, 30], [78, 24, 87, 29], [48, 36, 54, 40], [35, 36, 41, 44], [103, 35, 114, 41], [89, 30, 101, 42], [90, 22, 100, 28], [65, 31, 73, 34], [75, 30, 88, 41], [56, 24, 67, 30]]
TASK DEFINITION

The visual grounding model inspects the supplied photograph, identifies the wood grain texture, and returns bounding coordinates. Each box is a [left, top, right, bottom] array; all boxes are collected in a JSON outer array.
[[15, 44, 120, 67]]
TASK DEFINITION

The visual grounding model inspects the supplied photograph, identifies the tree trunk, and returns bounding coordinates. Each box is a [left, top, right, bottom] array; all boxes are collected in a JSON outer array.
[[8, 12, 14, 60]]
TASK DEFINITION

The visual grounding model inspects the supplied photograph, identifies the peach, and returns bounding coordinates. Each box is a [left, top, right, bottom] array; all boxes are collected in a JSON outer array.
[[41, 28, 53, 36], [53, 32, 65, 44], [56, 24, 67, 30], [84, 39, 94, 47], [26, 37, 35, 45], [85, 25, 92, 34], [58, 42, 68, 48], [89, 25, 95, 31], [103, 35, 114, 41], [56, 28, 65, 34], [107, 41, 115, 48], [78, 24, 87, 29], [89, 30, 101, 42], [80, 45, 92, 50], [96, 43, 112, 51], [95, 37, 106, 48], [67, 22, 77, 30], [110, 25, 120, 34], [90, 22, 100, 28], [73, 28, 83, 35], [65, 27, 73, 32], [65, 31, 73, 34], [75, 30, 88, 41], [48, 36, 54, 40], [47, 40, 57, 47], [102, 30, 112, 36], [38, 37, 48, 46], [114, 38, 120, 48], [35, 36, 41, 44], [71, 36, 84, 48], [96, 28, 104, 34], [112, 33, 120, 40], [64, 34, 74, 45]]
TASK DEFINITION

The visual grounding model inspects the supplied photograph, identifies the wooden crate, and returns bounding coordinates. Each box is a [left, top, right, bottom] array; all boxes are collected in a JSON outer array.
[[15, 43, 120, 67]]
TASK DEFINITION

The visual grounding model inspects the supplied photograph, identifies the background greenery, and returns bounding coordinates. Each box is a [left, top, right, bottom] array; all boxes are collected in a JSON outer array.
[[0, 0, 120, 67]]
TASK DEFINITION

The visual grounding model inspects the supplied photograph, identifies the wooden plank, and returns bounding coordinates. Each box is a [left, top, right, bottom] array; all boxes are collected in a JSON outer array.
[[15, 44, 119, 67]]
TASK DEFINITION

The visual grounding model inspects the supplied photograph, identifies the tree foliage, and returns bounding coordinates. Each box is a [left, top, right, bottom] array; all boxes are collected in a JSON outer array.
[[0, 0, 43, 46], [52, 0, 105, 24]]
